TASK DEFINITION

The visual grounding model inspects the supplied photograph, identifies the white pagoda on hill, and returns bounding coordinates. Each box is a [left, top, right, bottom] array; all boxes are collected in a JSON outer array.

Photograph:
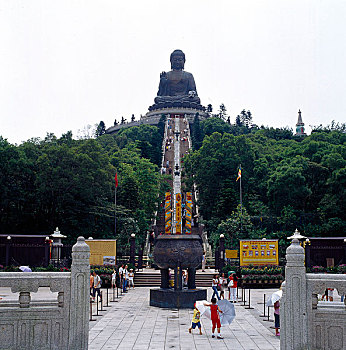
[[295, 109, 306, 136]]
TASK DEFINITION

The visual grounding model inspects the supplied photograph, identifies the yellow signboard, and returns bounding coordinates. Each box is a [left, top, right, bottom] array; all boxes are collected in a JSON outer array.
[[86, 239, 117, 266], [225, 249, 238, 259], [240, 239, 279, 266]]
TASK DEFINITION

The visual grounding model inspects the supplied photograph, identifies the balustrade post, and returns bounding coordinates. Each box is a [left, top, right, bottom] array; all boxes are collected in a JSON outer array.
[[19, 291, 31, 308], [281, 237, 308, 350], [58, 291, 64, 307], [68, 237, 90, 350]]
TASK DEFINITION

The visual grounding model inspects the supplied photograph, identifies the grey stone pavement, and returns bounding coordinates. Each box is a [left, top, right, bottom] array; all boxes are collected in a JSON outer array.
[[2, 283, 343, 349], [88, 286, 281, 350]]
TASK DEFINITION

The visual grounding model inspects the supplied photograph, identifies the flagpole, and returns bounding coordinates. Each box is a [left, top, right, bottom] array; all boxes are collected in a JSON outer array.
[[115, 172, 118, 237], [115, 186, 117, 236], [239, 164, 243, 233]]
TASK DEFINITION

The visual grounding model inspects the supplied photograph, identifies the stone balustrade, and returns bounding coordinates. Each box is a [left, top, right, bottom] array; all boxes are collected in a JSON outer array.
[[281, 238, 346, 350], [0, 236, 90, 350]]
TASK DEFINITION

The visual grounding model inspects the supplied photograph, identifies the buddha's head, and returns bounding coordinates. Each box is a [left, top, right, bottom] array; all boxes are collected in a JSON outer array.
[[170, 49, 185, 70]]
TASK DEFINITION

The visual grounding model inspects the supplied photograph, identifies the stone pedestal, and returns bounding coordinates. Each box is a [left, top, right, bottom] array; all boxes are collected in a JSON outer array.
[[160, 269, 170, 289], [187, 267, 196, 289], [150, 235, 206, 308], [150, 288, 207, 309]]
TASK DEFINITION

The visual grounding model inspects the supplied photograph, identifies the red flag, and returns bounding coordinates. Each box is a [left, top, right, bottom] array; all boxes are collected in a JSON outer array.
[[115, 173, 118, 188]]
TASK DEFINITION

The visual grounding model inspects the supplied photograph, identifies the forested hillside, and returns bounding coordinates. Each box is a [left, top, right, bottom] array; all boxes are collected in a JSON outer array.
[[1, 116, 344, 254], [0, 124, 165, 251], [186, 117, 345, 250]]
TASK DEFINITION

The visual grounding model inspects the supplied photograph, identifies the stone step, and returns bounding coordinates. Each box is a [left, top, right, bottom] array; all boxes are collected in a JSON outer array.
[[134, 271, 214, 287]]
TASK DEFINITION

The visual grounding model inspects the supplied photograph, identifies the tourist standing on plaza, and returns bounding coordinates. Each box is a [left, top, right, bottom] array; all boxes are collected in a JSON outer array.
[[128, 268, 135, 289], [202, 252, 206, 271], [182, 270, 188, 288], [219, 273, 227, 299], [90, 272, 94, 300], [204, 298, 223, 339], [212, 274, 221, 300], [119, 264, 124, 291], [328, 287, 335, 301], [188, 303, 202, 335], [111, 268, 117, 289], [228, 273, 238, 302], [93, 271, 102, 301], [123, 264, 129, 292], [274, 300, 280, 336]]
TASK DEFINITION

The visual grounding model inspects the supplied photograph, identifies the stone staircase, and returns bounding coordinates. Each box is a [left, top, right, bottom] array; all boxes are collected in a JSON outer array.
[[134, 270, 214, 287]]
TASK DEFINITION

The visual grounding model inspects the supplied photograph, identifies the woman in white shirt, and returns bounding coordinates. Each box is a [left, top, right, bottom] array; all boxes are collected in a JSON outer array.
[[128, 269, 135, 289]]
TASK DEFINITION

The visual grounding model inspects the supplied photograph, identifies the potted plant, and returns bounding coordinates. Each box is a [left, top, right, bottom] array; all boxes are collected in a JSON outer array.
[[243, 275, 251, 283]]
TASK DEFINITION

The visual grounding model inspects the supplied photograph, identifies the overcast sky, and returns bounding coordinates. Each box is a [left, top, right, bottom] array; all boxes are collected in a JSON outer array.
[[1, 0, 345, 144]]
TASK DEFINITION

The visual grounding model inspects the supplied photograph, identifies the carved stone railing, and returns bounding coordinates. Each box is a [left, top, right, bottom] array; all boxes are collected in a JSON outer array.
[[281, 238, 346, 350], [0, 236, 90, 350], [306, 274, 346, 350]]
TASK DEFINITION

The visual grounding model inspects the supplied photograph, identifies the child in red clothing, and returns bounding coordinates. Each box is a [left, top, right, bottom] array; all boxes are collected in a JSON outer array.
[[204, 298, 223, 339]]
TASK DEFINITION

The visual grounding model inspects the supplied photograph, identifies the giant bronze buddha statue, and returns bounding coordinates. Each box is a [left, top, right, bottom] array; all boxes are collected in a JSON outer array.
[[149, 50, 204, 111]]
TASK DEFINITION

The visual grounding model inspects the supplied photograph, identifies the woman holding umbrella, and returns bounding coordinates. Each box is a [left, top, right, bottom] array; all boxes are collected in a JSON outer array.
[[274, 300, 280, 336], [267, 287, 282, 336], [228, 273, 238, 302]]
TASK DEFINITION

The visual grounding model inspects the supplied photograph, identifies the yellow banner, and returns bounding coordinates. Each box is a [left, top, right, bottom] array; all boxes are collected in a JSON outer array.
[[176, 222, 182, 234], [165, 193, 171, 211], [165, 211, 171, 219], [176, 193, 182, 223], [240, 240, 279, 266], [185, 192, 192, 233], [186, 193, 193, 210], [165, 192, 172, 234]]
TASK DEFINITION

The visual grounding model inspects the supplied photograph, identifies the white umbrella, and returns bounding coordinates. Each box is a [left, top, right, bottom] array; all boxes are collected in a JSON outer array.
[[195, 299, 236, 326], [267, 290, 282, 307], [195, 300, 211, 319], [19, 266, 32, 272], [217, 299, 236, 325]]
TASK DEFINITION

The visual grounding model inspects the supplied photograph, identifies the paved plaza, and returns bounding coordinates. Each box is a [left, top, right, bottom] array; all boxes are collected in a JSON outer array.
[[88, 287, 280, 350], [0, 285, 281, 349]]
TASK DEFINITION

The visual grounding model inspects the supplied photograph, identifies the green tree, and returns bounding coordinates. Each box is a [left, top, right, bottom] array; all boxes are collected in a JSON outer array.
[[267, 156, 311, 213], [95, 121, 106, 137], [218, 103, 227, 120], [191, 113, 203, 150], [212, 205, 253, 249], [200, 117, 231, 137], [114, 124, 163, 165]]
